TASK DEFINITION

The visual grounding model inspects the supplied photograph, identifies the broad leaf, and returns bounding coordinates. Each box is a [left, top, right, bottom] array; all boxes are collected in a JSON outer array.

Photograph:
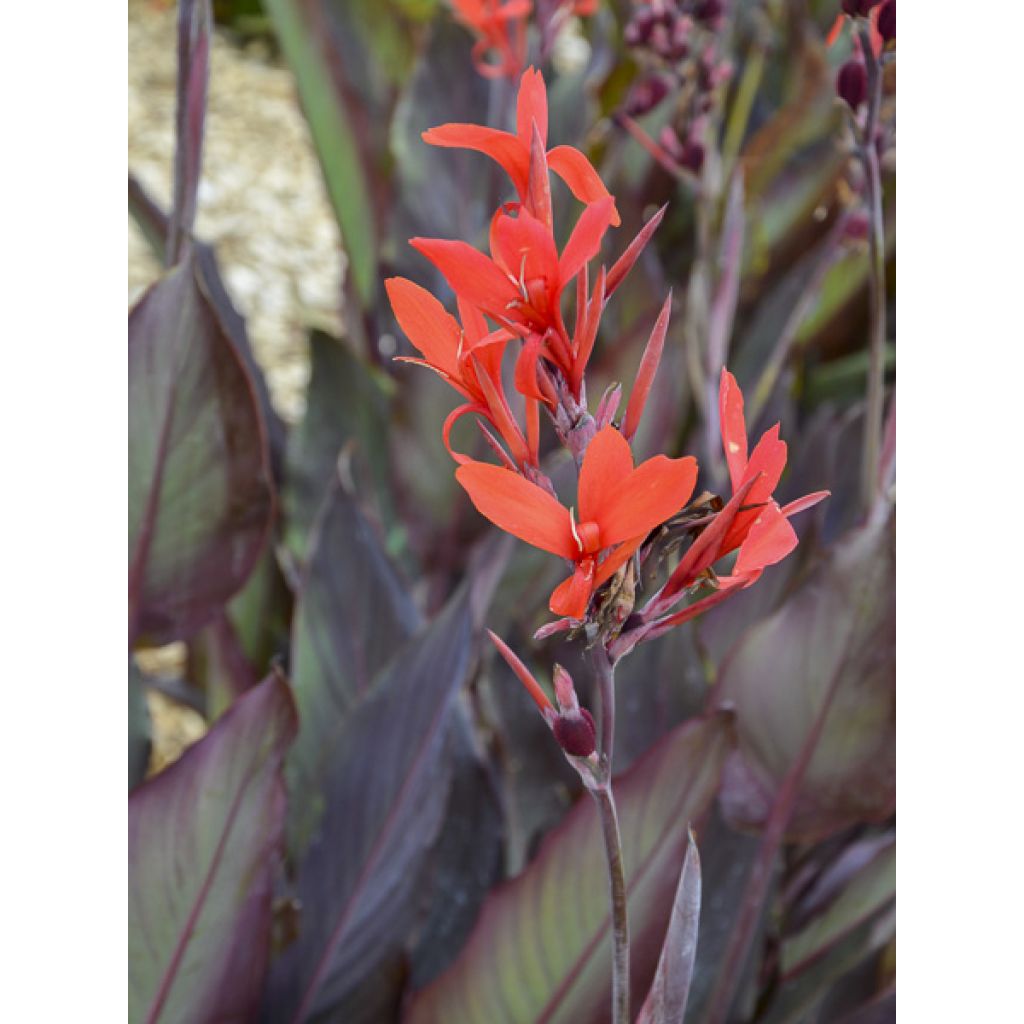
[[781, 834, 895, 979], [283, 330, 394, 560], [264, 588, 473, 1023], [407, 701, 505, 990], [286, 469, 420, 852], [405, 712, 733, 1024], [128, 251, 275, 647], [637, 830, 702, 1024], [715, 511, 895, 842], [129, 674, 296, 1024]]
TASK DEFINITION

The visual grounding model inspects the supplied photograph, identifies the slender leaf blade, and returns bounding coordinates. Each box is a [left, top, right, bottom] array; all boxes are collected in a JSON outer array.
[[637, 830, 702, 1024], [261, 0, 378, 308]]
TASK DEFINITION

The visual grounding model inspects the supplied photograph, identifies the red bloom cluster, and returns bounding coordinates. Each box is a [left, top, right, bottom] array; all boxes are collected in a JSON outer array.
[[451, 1, 599, 82], [388, 68, 827, 687]]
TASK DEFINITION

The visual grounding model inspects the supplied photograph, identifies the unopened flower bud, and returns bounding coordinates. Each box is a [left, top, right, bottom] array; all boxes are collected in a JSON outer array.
[[553, 708, 597, 757], [553, 663, 578, 712], [625, 74, 670, 117], [695, 0, 725, 27], [649, 23, 672, 59], [680, 139, 706, 173], [669, 17, 692, 61], [877, 0, 895, 42], [843, 209, 870, 242], [841, 0, 880, 16], [624, 8, 656, 47], [836, 59, 867, 110]]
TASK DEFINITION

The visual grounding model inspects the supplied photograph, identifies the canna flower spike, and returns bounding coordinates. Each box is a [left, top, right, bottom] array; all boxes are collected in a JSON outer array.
[[423, 67, 619, 225], [458, 425, 698, 621]]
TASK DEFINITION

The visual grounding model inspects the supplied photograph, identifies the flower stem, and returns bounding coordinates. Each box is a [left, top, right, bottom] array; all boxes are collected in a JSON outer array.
[[592, 782, 630, 1024], [858, 28, 889, 515], [589, 645, 630, 1023]]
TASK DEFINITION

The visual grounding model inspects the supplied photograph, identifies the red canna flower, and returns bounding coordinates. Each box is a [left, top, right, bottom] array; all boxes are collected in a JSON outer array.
[[451, 0, 532, 81], [423, 67, 619, 226], [456, 425, 697, 620], [385, 276, 536, 467], [410, 196, 615, 364]]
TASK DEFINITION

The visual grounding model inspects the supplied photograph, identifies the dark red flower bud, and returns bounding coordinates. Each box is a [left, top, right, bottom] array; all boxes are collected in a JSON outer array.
[[680, 139, 705, 173], [625, 74, 670, 117], [553, 709, 597, 757], [624, 8, 656, 47], [877, 0, 895, 42], [841, 0, 880, 16], [836, 59, 868, 110], [669, 19, 691, 61], [696, 0, 725, 26]]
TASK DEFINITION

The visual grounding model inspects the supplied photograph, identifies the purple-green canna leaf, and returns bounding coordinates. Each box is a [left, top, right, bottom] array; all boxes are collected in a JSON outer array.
[[636, 829, 702, 1024], [128, 251, 275, 648], [714, 511, 895, 842], [128, 673, 296, 1024], [286, 467, 420, 854], [264, 587, 474, 1023], [405, 712, 733, 1024]]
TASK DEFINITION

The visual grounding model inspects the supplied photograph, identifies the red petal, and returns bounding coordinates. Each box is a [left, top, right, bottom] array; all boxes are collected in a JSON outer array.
[[781, 490, 830, 518], [558, 196, 615, 289], [456, 461, 576, 557], [594, 534, 645, 588], [549, 560, 595, 619], [422, 124, 529, 195], [513, 333, 549, 403], [491, 207, 560, 288], [547, 145, 621, 226], [578, 425, 633, 524], [605, 204, 666, 299], [410, 237, 518, 316], [719, 368, 748, 491], [385, 277, 463, 381], [488, 630, 554, 714], [734, 502, 798, 576], [516, 66, 548, 149], [622, 292, 671, 442], [442, 403, 485, 464], [597, 454, 698, 547], [742, 424, 787, 504]]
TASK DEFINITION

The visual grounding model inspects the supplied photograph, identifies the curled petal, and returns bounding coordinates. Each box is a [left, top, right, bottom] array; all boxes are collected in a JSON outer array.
[[547, 145, 621, 226], [442, 403, 487, 464], [514, 333, 549, 404], [422, 124, 529, 195]]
